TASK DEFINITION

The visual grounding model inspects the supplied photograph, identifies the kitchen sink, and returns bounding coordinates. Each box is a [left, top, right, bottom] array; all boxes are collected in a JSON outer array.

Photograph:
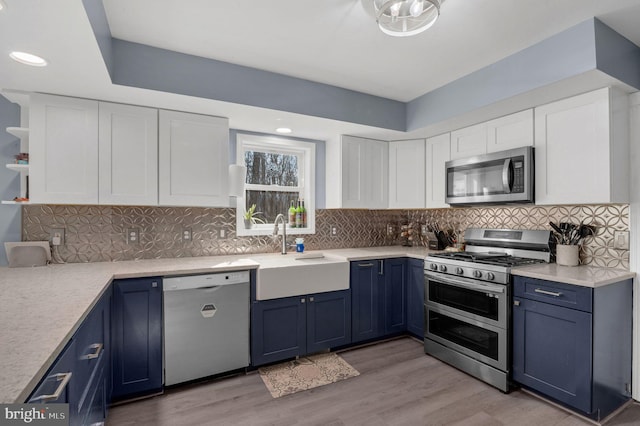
[[251, 252, 349, 300]]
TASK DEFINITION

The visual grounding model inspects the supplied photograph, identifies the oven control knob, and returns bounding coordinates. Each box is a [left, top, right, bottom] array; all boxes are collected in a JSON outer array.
[[473, 270, 482, 278], [455, 267, 464, 275], [430, 263, 438, 271], [486, 272, 495, 281], [439, 265, 447, 272]]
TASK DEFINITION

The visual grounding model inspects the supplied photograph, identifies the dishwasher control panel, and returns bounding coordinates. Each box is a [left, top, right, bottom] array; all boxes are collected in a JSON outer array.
[[164, 271, 250, 291]]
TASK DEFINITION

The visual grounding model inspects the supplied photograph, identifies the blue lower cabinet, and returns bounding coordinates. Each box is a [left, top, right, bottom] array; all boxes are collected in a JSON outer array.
[[306, 290, 351, 353], [513, 297, 593, 413], [28, 289, 112, 426], [512, 276, 632, 420], [406, 258, 425, 338], [111, 277, 163, 401], [351, 260, 384, 343], [351, 259, 408, 343], [251, 296, 306, 366], [251, 290, 352, 366], [384, 258, 407, 334]]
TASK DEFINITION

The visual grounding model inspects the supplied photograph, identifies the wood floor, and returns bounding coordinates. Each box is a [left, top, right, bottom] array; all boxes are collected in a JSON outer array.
[[107, 338, 640, 425]]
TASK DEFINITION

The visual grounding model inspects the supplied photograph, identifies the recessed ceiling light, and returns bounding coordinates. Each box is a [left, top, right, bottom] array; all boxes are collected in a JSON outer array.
[[9, 51, 48, 67], [276, 127, 292, 134]]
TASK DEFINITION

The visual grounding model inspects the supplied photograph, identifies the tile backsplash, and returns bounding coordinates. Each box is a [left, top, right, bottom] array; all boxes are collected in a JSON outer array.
[[22, 204, 629, 269]]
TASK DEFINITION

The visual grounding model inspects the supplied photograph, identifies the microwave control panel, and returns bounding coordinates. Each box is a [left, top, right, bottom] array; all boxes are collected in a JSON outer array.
[[513, 158, 524, 193]]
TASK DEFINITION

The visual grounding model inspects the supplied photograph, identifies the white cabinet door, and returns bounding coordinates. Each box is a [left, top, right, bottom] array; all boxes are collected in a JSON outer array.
[[487, 109, 534, 153], [99, 103, 158, 205], [341, 135, 388, 209], [425, 133, 451, 208], [159, 110, 229, 207], [30, 94, 99, 204], [534, 87, 628, 205], [389, 139, 425, 208], [450, 122, 487, 160]]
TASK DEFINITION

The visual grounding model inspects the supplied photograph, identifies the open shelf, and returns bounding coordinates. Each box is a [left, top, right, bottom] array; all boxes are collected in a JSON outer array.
[[6, 163, 29, 172], [1, 200, 30, 205], [6, 127, 29, 139]]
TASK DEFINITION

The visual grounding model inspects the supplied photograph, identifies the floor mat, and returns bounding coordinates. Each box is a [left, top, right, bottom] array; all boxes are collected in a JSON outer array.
[[258, 352, 360, 398]]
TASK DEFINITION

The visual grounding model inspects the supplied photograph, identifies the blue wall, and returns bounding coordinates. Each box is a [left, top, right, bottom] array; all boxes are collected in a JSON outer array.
[[0, 95, 22, 266]]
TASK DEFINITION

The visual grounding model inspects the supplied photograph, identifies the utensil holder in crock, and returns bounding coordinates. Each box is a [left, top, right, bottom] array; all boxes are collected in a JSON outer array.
[[556, 244, 579, 266]]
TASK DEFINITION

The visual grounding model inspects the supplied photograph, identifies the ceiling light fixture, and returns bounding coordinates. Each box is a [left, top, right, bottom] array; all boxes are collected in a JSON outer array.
[[363, 0, 442, 37], [276, 127, 292, 134], [0, 0, 6, 11], [9, 51, 48, 67]]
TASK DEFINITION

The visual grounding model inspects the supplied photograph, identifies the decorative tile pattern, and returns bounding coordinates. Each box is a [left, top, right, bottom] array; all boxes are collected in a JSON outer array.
[[22, 204, 629, 269]]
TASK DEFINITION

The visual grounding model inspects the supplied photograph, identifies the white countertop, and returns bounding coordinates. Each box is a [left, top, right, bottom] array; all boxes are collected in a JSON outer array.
[[0, 245, 632, 403], [0, 246, 431, 404], [512, 263, 635, 287]]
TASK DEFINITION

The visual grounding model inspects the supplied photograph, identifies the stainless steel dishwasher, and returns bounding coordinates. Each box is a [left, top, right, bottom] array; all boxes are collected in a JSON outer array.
[[163, 271, 250, 386]]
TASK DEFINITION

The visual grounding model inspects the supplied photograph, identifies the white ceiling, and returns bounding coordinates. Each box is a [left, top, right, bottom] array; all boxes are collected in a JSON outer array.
[[102, 0, 640, 102], [1, 0, 640, 142]]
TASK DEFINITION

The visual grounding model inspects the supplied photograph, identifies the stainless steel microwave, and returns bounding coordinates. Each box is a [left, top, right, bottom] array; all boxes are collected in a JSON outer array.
[[445, 146, 534, 206]]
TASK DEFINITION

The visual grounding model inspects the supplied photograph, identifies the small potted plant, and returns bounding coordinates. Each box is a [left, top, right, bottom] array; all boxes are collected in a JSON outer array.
[[243, 204, 265, 229]]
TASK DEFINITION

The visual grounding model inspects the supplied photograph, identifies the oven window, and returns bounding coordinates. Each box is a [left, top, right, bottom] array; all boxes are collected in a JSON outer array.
[[429, 281, 499, 321], [428, 310, 499, 361]]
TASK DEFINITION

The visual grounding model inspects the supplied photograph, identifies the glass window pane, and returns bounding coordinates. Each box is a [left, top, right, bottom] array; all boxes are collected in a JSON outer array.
[[246, 191, 300, 224], [244, 151, 299, 186]]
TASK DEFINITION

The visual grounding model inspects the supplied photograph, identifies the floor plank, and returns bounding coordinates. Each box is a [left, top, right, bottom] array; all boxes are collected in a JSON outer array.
[[107, 338, 639, 425]]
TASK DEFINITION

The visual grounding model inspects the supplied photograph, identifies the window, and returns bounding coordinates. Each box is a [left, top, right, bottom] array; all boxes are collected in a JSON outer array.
[[236, 134, 315, 236]]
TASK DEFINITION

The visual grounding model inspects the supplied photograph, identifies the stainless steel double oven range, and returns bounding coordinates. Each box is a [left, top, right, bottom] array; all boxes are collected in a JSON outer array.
[[424, 228, 553, 392]]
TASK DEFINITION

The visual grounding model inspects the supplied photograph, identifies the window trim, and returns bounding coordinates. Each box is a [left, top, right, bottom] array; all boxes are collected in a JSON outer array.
[[235, 133, 315, 236]]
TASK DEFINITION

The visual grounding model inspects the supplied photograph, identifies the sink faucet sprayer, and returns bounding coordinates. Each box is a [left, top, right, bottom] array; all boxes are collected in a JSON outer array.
[[273, 214, 287, 255]]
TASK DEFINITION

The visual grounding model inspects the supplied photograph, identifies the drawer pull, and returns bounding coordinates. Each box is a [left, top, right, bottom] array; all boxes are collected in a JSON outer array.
[[534, 288, 563, 297], [82, 343, 104, 360], [358, 263, 374, 267], [30, 372, 72, 402]]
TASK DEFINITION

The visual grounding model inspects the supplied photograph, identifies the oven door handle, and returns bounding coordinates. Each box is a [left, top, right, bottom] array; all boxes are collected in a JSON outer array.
[[425, 271, 505, 294]]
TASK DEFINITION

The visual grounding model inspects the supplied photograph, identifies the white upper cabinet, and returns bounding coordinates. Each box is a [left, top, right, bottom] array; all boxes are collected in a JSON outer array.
[[341, 135, 388, 209], [425, 133, 451, 209], [451, 110, 534, 161], [30, 94, 99, 204], [159, 110, 230, 207], [99, 103, 158, 205], [486, 109, 534, 153], [450, 122, 487, 160], [534, 87, 629, 205], [388, 139, 425, 209]]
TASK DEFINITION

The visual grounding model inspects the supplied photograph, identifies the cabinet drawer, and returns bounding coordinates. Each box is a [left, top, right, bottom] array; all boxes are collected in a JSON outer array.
[[74, 301, 107, 382], [514, 277, 592, 312], [28, 340, 76, 405]]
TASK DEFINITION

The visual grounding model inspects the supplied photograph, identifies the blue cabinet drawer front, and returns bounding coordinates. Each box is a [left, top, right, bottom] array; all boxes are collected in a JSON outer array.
[[514, 277, 593, 312]]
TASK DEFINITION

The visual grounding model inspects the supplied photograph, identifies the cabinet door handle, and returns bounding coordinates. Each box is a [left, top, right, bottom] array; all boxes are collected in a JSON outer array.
[[534, 288, 563, 297], [379, 260, 384, 275], [82, 343, 103, 360], [309, 297, 314, 302], [513, 300, 520, 306], [29, 372, 72, 403], [358, 263, 374, 267], [301, 298, 306, 303]]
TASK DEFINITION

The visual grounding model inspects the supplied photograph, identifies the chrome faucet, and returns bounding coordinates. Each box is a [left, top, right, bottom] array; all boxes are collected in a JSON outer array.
[[273, 214, 288, 255]]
